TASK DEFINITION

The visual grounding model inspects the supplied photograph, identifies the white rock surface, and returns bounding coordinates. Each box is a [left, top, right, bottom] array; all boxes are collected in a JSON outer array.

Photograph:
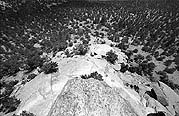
[[14, 42, 179, 116]]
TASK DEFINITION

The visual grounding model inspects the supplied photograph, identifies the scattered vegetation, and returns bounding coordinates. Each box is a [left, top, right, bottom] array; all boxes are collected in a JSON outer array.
[[0, 81, 20, 114], [0, 96, 21, 114], [147, 111, 165, 116], [13, 111, 36, 116], [81, 71, 103, 81], [164, 67, 176, 74], [120, 63, 129, 73], [27, 73, 37, 81], [74, 44, 89, 55], [105, 50, 118, 64], [1, 0, 179, 114], [23, 50, 45, 73], [125, 83, 140, 93], [40, 61, 58, 74], [0, 55, 22, 79], [0, 49, 45, 79]]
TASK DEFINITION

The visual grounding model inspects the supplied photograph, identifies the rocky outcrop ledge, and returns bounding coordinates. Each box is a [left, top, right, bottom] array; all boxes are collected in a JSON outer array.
[[14, 43, 179, 116]]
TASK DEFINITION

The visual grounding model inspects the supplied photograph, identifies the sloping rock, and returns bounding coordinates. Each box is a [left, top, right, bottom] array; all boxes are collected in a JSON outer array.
[[47, 77, 138, 116], [13, 44, 179, 116]]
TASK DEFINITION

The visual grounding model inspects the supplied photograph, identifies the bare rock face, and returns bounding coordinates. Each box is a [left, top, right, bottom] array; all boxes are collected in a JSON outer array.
[[13, 43, 179, 116], [47, 77, 137, 116]]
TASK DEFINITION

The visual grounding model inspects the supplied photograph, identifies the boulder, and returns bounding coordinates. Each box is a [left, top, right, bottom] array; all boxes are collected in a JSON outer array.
[[13, 44, 179, 116]]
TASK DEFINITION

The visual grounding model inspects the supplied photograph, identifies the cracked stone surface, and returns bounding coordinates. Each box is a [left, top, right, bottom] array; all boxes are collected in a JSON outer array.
[[47, 77, 137, 116]]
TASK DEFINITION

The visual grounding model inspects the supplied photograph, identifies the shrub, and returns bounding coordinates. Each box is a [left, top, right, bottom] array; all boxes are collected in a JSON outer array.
[[75, 44, 89, 55], [0, 81, 18, 97], [156, 56, 165, 61], [0, 96, 21, 114], [133, 49, 138, 53], [68, 42, 73, 47], [128, 66, 136, 73], [27, 74, 37, 80], [64, 49, 71, 57], [105, 50, 118, 64], [153, 51, 159, 58], [13, 111, 36, 116], [0, 55, 22, 78], [146, 55, 152, 61], [81, 71, 103, 81], [147, 112, 165, 116], [120, 63, 128, 73], [41, 61, 58, 74], [82, 39, 89, 44], [164, 68, 176, 74], [141, 46, 150, 52], [25, 53, 45, 73], [135, 67, 143, 76], [163, 60, 173, 67], [148, 62, 156, 70]]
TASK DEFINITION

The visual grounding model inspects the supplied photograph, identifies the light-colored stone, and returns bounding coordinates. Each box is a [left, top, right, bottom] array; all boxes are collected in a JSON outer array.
[[14, 44, 179, 116]]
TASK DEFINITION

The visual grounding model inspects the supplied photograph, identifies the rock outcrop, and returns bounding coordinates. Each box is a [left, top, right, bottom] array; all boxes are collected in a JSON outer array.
[[12, 41, 179, 116], [1, 1, 179, 116]]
